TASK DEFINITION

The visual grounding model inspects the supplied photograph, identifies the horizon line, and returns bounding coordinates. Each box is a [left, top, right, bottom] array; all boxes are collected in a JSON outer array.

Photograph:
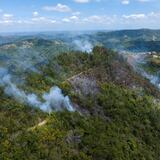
[[0, 28, 160, 35]]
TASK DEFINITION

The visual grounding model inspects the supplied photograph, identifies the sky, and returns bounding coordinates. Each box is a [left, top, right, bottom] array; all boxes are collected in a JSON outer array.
[[0, 0, 160, 32]]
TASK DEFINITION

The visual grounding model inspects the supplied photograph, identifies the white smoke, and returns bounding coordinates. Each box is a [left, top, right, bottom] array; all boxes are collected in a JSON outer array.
[[142, 72, 160, 89], [74, 40, 93, 53], [125, 52, 160, 89], [41, 87, 74, 112], [0, 68, 75, 113]]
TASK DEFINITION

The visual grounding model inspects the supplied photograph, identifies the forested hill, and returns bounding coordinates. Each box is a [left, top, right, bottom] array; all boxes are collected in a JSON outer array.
[[97, 29, 160, 40], [1, 29, 160, 52], [93, 29, 160, 52], [1, 46, 160, 159]]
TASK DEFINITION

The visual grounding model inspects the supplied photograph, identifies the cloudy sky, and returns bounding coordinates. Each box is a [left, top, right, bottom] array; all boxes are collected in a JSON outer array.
[[0, 0, 159, 32]]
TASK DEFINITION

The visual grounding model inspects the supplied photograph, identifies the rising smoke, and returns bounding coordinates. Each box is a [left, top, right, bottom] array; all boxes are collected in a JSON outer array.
[[0, 68, 75, 113], [73, 40, 93, 53], [142, 72, 160, 89], [125, 52, 160, 89]]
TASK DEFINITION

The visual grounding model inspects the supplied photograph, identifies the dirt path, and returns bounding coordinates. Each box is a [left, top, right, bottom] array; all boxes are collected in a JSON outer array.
[[10, 120, 48, 140], [27, 120, 48, 131], [63, 68, 92, 83], [10, 69, 92, 140]]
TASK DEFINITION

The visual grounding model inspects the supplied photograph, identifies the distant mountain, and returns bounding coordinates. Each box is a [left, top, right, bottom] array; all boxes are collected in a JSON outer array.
[[93, 29, 160, 52], [97, 29, 160, 40], [1, 29, 160, 52]]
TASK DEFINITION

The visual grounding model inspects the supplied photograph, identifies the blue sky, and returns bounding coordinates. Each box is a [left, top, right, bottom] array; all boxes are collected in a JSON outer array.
[[0, 0, 160, 32]]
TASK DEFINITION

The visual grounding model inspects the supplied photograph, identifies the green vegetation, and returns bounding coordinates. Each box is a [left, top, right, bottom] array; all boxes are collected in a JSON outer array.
[[1, 83, 160, 160], [94, 29, 160, 52], [0, 41, 160, 159], [140, 54, 160, 75], [150, 57, 160, 67]]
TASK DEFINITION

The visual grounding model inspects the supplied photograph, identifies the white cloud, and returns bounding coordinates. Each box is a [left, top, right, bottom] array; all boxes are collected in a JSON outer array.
[[1, 11, 160, 31], [33, 11, 39, 17], [148, 11, 160, 17], [70, 16, 79, 20], [43, 3, 71, 12], [62, 15, 79, 23], [0, 14, 14, 25], [72, 11, 81, 16], [121, 0, 130, 5], [74, 0, 90, 3], [31, 16, 56, 24], [137, 0, 151, 2], [62, 18, 71, 22], [83, 15, 116, 25], [122, 14, 146, 19], [3, 14, 13, 20]]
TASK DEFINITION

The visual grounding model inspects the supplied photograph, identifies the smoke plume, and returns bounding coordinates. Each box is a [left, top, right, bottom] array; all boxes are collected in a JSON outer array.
[[0, 68, 75, 113], [142, 72, 160, 89], [74, 40, 93, 53], [125, 52, 160, 89]]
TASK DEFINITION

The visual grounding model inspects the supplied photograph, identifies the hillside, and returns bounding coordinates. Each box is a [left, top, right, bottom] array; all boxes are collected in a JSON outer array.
[[65, 29, 160, 52], [1, 29, 160, 53], [1, 45, 160, 159]]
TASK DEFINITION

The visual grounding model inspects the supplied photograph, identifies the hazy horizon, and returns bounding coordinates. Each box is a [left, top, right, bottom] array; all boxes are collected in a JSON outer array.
[[0, 0, 160, 32], [0, 28, 160, 35]]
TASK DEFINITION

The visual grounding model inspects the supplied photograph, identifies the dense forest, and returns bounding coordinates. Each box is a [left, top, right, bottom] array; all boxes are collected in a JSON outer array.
[[0, 43, 160, 159]]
